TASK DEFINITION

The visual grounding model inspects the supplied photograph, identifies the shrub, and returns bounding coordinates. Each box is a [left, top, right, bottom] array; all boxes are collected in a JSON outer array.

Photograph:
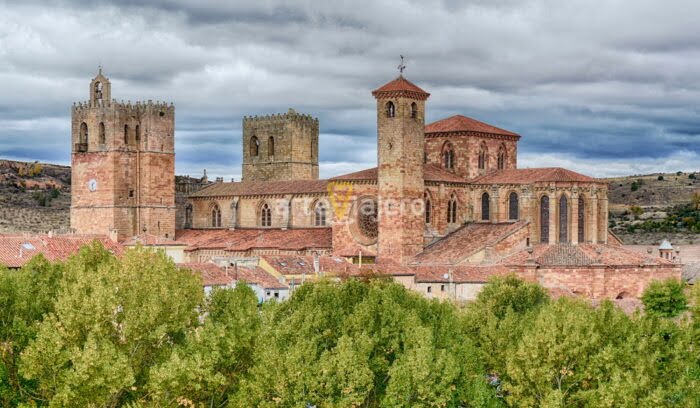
[[641, 279, 687, 318], [690, 173, 696, 179], [630, 205, 643, 216], [657, 175, 664, 181]]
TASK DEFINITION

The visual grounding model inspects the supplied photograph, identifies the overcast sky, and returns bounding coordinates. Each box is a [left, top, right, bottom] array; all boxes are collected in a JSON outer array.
[[1, 0, 698, 180]]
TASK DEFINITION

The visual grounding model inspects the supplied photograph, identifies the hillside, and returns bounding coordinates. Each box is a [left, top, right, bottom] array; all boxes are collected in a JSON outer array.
[[0, 160, 71, 233], [605, 171, 700, 244]]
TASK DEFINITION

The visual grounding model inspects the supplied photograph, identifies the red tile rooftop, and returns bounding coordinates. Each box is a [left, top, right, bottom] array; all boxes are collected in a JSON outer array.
[[414, 221, 528, 265], [175, 228, 332, 252], [332, 164, 467, 184], [0, 234, 123, 268], [262, 254, 361, 276], [122, 233, 187, 246], [179, 262, 287, 289], [471, 167, 598, 184], [425, 114, 519, 137], [501, 243, 676, 267], [371, 76, 430, 100]]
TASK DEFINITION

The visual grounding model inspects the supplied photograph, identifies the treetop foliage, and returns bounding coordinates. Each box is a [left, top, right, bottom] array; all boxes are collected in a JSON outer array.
[[0, 245, 697, 407]]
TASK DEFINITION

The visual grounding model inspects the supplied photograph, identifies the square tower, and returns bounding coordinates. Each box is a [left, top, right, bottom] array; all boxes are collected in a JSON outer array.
[[70, 69, 176, 241], [373, 76, 430, 264], [241, 109, 319, 181]]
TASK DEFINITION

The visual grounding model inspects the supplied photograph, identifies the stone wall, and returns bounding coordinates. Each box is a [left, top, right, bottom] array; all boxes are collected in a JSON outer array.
[[425, 134, 517, 179], [241, 109, 319, 182]]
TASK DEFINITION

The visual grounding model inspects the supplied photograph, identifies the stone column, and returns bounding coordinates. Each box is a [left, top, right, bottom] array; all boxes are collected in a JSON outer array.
[[571, 189, 579, 245], [599, 191, 608, 244], [548, 188, 556, 245], [281, 195, 292, 230], [491, 186, 499, 224], [590, 188, 598, 244], [229, 197, 239, 230]]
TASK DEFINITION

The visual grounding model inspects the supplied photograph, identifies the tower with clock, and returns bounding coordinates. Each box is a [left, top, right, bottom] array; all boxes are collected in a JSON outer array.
[[70, 68, 176, 240]]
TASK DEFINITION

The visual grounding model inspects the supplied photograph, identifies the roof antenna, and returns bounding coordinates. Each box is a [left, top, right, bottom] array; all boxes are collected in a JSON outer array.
[[397, 55, 406, 76]]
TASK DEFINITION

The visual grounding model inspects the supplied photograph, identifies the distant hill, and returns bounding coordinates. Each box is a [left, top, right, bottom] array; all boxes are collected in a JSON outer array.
[[0, 160, 71, 233], [604, 171, 700, 245]]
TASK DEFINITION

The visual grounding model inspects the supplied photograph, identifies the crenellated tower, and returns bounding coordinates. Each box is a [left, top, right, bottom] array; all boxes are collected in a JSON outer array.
[[373, 75, 430, 264], [70, 68, 176, 240], [241, 108, 319, 181]]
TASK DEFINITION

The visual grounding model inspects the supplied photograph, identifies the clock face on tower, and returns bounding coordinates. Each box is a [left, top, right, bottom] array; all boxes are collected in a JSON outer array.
[[88, 179, 97, 192]]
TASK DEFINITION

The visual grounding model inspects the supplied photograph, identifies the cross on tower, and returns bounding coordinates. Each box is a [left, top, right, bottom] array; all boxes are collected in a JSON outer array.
[[397, 55, 406, 75]]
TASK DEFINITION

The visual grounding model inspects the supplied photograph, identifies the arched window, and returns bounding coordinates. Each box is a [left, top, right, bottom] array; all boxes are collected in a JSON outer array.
[[185, 204, 193, 228], [478, 143, 487, 170], [411, 102, 418, 118], [481, 192, 490, 221], [98, 122, 105, 145], [578, 196, 585, 243], [447, 194, 458, 224], [94, 81, 102, 100], [424, 192, 432, 225], [540, 196, 550, 243], [135, 125, 141, 143], [497, 144, 506, 170], [442, 142, 455, 170], [559, 195, 569, 243], [509, 192, 519, 220], [385, 101, 395, 118], [314, 202, 327, 226], [250, 136, 259, 157], [261, 203, 272, 227], [211, 204, 222, 228], [124, 125, 129, 145], [268, 136, 275, 158], [78, 122, 88, 152]]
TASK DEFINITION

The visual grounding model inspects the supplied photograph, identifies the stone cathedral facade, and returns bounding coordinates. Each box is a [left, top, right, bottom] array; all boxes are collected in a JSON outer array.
[[70, 70, 680, 301]]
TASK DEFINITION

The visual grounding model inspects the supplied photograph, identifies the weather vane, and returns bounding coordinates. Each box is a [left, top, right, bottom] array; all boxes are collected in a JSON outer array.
[[397, 55, 406, 75]]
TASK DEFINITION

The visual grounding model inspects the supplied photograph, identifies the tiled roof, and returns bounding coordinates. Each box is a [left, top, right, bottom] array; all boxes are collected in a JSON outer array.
[[412, 264, 510, 283], [425, 115, 519, 137], [0, 234, 123, 268], [332, 164, 467, 184], [262, 254, 361, 276], [122, 233, 187, 246], [175, 228, 332, 252], [607, 231, 623, 246], [371, 76, 430, 100], [471, 168, 598, 184], [179, 262, 233, 286], [179, 262, 287, 289], [189, 179, 328, 198], [501, 244, 675, 267], [414, 221, 528, 265]]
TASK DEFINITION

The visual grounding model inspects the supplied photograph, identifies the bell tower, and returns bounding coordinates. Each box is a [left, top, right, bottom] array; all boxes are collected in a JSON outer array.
[[70, 68, 176, 241], [372, 74, 430, 264]]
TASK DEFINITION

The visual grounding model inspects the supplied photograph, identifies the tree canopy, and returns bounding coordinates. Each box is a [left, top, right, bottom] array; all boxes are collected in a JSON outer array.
[[0, 243, 697, 407]]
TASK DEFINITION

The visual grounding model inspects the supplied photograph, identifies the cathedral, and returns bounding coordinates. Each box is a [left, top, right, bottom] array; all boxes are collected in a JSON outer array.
[[70, 69, 680, 301]]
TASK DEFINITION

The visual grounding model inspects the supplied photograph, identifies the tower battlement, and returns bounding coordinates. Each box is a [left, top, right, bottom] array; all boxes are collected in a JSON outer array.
[[72, 100, 175, 115], [243, 108, 318, 127], [241, 108, 319, 182]]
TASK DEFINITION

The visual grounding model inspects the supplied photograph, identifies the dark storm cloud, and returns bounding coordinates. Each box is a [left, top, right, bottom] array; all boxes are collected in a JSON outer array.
[[0, 0, 698, 179]]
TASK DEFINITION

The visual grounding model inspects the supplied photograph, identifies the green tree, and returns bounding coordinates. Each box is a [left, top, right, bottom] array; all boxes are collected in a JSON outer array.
[[19, 243, 203, 407], [641, 278, 687, 318], [147, 284, 261, 406]]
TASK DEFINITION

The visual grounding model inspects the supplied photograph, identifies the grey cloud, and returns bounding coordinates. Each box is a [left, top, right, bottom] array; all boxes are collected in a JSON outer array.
[[0, 0, 698, 179]]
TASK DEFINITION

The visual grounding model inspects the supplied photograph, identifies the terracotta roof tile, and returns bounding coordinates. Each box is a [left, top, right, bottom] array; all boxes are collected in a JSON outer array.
[[414, 221, 528, 265], [175, 228, 332, 252], [179, 262, 287, 289], [501, 244, 675, 267], [262, 254, 361, 276], [0, 234, 124, 268], [412, 264, 510, 283], [372, 76, 430, 100], [332, 164, 467, 184], [189, 179, 328, 198], [471, 168, 598, 184], [425, 115, 519, 137]]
